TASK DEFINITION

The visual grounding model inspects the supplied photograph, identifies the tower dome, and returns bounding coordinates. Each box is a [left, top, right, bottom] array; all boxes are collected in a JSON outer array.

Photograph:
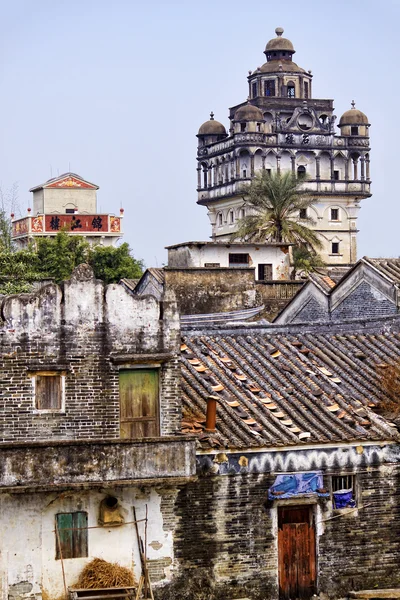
[[338, 101, 369, 137], [339, 101, 369, 126], [234, 103, 264, 122], [198, 112, 227, 136], [264, 27, 295, 60]]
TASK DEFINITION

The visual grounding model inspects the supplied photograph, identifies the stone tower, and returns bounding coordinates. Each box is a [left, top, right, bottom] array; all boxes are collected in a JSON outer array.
[[196, 28, 371, 266]]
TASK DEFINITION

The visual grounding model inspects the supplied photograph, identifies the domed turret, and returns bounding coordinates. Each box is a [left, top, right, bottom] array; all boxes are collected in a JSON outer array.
[[234, 103, 264, 122], [338, 101, 369, 136], [198, 112, 227, 136], [264, 27, 295, 61]]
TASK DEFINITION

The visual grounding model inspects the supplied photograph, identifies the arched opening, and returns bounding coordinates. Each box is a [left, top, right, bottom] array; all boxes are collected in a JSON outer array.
[[217, 212, 223, 227], [201, 163, 208, 188], [287, 81, 295, 98], [334, 154, 346, 180], [263, 112, 274, 133], [280, 151, 291, 172], [254, 149, 263, 173], [239, 150, 250, 179], [350, 153, 360, 180], [229, 210, 234, 224], [319, 114, 328, 125], [297, 165, 306, 179], [252, 81, 257, 98], [265, 80, 276, 97]]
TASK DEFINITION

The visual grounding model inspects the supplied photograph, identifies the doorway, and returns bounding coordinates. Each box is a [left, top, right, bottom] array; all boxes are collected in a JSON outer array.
[[278, 505, 316, 600]]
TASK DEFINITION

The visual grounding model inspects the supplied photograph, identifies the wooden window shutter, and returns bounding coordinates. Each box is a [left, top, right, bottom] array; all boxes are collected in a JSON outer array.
[[119, 369, 160, 439], [36, 375, 62, 409], [56, 512, 88, 560]]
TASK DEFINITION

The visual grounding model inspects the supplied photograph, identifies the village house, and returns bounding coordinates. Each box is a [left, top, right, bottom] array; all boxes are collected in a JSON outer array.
[[0, 265, 196, 600], [274, 257, 400, 324]]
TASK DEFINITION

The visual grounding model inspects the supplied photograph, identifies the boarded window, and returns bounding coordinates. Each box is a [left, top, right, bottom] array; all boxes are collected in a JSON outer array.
[[258, 264, 273, 281], [36, 374, 62, 410], [56, 512, 88, 560], [119, 369, 160, 439]]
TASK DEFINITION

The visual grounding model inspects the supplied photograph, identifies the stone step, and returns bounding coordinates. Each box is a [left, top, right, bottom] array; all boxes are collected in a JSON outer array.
[[349, 590, 400, 599]]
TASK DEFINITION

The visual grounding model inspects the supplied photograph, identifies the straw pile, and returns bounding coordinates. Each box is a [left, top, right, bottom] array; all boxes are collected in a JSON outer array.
[[77, 558, 136, 589]]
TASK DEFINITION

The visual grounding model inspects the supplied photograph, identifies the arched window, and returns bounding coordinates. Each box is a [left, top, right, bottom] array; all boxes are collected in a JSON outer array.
[[304, 81, 309, 99], [297, 166, 306, 178], [287, 83, 295, 98], [252, 82, 257, 98], [239, 208, 245, 219], [229, 210, 234, 224], [218, 213, 223, 226], [265, 80, 275, 97]]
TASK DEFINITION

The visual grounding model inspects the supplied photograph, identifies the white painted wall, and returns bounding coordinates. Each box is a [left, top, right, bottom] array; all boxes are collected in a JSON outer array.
[[0, 487, 173, 600]]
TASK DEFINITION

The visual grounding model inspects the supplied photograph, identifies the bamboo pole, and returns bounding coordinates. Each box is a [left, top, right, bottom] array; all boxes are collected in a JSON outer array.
[[55, 520, 68, 599]]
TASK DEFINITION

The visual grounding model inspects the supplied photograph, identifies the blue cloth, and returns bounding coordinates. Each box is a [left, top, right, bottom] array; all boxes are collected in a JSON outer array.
[[268, 471, 329, 500], [333, 489, 356, 509]]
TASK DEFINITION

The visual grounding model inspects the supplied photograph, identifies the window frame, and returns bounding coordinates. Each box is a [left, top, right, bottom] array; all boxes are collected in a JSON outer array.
[[331, 241, 340, 255], [32, 372, 65, 413], [299, 208, 307, 220], [119, 367, 160, 439], [351, 126, 359, 136], [55, 511, 88, 560], [331, 474, 357, 510], [330, 208, 339, 221]]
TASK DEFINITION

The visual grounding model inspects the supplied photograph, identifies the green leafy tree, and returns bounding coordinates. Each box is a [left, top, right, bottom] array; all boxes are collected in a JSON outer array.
[[36, 230, 90, 283], [88, 242, 144, 284], [291, 245, 325, 280], [233, 170, 322, 251], [0, 248, 43, 294]]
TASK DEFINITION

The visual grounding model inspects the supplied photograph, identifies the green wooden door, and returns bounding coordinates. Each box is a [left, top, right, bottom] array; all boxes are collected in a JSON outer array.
[[119, 369, 159, 439]]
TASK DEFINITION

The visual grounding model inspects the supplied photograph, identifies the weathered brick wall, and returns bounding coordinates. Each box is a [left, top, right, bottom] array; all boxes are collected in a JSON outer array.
[[331, 281, 397, 320], [0, 265, 182, 442], [160, 458, 400, 600]]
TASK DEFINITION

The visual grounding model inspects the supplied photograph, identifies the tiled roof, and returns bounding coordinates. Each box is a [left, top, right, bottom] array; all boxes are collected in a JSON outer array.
[[309, 273, 336, 294], [364, 257, 400, 285], [180, 324, 400, 449], [148, 268, 165, 285]]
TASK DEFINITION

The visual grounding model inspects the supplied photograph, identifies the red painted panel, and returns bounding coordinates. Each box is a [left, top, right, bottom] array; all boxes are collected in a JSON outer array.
[[44, 214, 109, 233], [46, 176, 96, 189]]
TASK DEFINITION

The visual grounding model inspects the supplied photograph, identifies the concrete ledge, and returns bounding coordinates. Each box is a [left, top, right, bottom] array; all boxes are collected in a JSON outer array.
[[349, 590, 400, 599]]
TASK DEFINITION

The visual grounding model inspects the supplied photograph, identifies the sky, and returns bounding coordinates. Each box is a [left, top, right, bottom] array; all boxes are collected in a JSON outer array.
[[0, 0, 399, 267]]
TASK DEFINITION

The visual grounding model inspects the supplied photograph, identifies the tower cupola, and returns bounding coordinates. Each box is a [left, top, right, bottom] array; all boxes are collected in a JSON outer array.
[[264, 27, 295, 62], [338, 101, 369, 137]]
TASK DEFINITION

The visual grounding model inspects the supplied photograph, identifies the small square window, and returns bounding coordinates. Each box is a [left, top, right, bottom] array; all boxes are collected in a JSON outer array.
[[299, 208, 307, 220], [351, 126, 359, 136], [65, 208, 76, 214], [56, 512, 88, 559], [332, 475, 356, 509], [35, 374, 64, 410], [331, 208, 339, 221], [331, 242, 339, 255]]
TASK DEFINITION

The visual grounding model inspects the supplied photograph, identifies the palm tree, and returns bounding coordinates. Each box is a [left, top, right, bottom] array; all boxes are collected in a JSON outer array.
[[291, 245, 325, 280], [232, 170, 322, 251]]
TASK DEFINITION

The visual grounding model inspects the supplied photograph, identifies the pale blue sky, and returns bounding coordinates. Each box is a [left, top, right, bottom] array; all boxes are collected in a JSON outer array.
[[0, 0, 398, 267]]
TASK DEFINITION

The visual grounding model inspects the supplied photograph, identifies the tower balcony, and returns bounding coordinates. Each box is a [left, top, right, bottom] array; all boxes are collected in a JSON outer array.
[[11, 212, 124, 248]]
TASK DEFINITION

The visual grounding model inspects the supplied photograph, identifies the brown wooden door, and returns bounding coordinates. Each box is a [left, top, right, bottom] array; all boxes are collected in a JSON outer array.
[[278, 506, 316, 600], [119, 369, 159, 438]]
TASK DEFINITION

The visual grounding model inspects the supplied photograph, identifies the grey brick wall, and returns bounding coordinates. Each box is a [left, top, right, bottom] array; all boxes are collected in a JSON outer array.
[[292, 296, 329, 323], [0, 266, 182, 442], [332, 281, 397, 321]]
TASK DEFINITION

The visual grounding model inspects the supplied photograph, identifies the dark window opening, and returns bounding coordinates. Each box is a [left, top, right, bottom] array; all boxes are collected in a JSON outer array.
[[56, 512, 88, 560], [299, 208, 307, 220], [332, 475, 356, 509], [334, 170, 339, 180], [331, 208, 339, 221], [252, 82, 257, 98], [119, 369, 160, 439], [229, 253, 250, 267], [229, 211, 234, 224], [257, 122, 261, 132], [331, 242, 339, 254], [304, 81, 309, 99], [240, 123, 246, 132], [265, 80, 275, 97], [266, 169, 272, 176], [243, 169, 247, 178], [258, 263, 273, 281], [65, 208, 76, 214], [218, 213, 223, 226], [287, 85, 295, 98], [351, 126, 359, 136], [35, 374, 62, 410], [297, 166, 306, 178]]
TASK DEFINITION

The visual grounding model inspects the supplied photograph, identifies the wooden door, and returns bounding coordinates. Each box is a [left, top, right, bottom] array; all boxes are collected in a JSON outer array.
[[119, 369, 159, 439], [278, 506, 316, 600]]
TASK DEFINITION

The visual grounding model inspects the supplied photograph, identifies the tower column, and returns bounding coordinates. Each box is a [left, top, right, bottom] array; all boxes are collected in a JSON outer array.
[[315, 156, 320, 180], [236, 156, 240, 179], [366, 157, 370, 180], [360, 156, 365, 181], [353, 158, 358, 180], [276, 154, 281, 174], [251, 155, 255, 176], [330, 156, 335, 180], [291, 156, 296, 175], [197, 167, 201, 189]]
